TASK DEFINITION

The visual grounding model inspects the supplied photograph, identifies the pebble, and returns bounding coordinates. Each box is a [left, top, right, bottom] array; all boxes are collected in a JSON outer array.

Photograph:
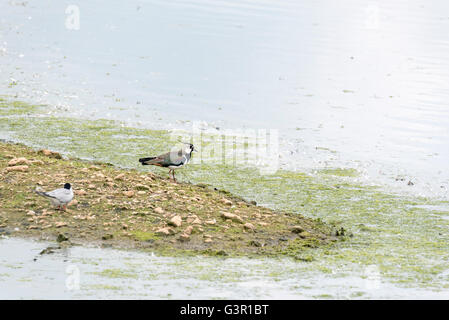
[[168, 215, 182, 227], [220, 198, 233, 206], [154, 207, 164, 214], [8, 157, 30, 166], [5, 165, 28, 172], [220, 212, 243, 224], [123, 190, 134, 198], [75, 189, 87, 196], [243, 223, 255, 230], [155, 227, 175, 236]]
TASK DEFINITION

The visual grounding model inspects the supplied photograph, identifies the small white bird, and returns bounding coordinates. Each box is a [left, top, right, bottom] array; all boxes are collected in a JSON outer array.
[[35, 183, 74, 211]]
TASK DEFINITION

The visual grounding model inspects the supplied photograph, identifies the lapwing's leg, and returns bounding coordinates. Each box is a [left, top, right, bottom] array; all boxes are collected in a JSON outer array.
[[62, 204, 67, 211], [173, 170, 176, 182], [168, 169, 173, 180]]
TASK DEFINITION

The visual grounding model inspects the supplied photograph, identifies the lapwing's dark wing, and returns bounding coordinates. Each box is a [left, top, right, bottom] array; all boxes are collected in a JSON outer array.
[[139, 149, 184, 167]]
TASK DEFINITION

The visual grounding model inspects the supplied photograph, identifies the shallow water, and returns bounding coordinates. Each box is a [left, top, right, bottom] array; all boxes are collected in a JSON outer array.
[[1, 0, 449, 299], [1, 237, 448, 300], [1, 0, 449, 197]]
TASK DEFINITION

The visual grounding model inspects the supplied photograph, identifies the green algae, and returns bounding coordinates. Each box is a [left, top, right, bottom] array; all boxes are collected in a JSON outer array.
[[1, 99, 449, 290], [91, 268, 139, 279]]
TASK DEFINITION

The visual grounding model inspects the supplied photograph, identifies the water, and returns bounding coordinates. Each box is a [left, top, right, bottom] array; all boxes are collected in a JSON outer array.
[[1, 0, 449, 299], [1, 237, 447, 299]]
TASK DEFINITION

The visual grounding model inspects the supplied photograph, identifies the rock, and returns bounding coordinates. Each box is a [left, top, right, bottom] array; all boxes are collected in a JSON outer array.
[[243, 223, 255, 231], [55, 222, 68, 228], [178, 233, 190, 242], [26, 210, 36, 216], [204, 238, 213, 243], [89, 165, 101, 171], [123, 190, 134, 198], [154, 207, 164, 214], [186, 215, 198, 223], [114, 173, 125, 181], [8, 157, 30, 166], [205, 219, 216, 225], [258, 222, 268, 226], [137, 191, 146, 195], [168, 215, 182, 227], [88, 184, 96, 189], [220, 212, 243, 224], [75, 189, 87, 196], [220, 198, 233, 206], [39, 149, 62, 159], [291, 225, 305, 234], [192, 217, 202, 224], [5, 165, 28, 172], [184, 225, 194, 235], [155, 227, 175, 236]]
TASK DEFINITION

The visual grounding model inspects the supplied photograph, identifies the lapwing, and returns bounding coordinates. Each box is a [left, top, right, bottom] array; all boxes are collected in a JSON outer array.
[[35, 183, 74, 211], [139, 143, 195, 182]]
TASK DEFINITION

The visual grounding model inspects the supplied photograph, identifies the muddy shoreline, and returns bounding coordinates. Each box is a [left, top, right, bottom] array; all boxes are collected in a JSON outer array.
[[0, 141, 342, 258]]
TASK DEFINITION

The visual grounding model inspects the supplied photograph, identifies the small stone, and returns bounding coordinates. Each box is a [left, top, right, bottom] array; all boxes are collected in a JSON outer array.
[[75, 189, 87, 196], [184, 226, 194, 235], [26, 210, 36, 216], [5, 165, 28, 172], [220, 212, 243, 224], [55, 222, 68, 228], [178, 233, 190, 242], [220, 198, 233, 206], [154, 207, 164, 214], [114, 173, 125, 181], [88, 184, 96, 189], [243, 223, 255, 230], [8, 157, 30, 166], [205, 219, 216, 225], [204, 238, 213, 243], [168, 215, 182, 227], [258, 222, 268, 226], [89, 165, 101, 171], [123, 190, 134, 198], [155, 227, 175, 236], [192, 217, 202, 225], [137, 191, 146, 195]]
